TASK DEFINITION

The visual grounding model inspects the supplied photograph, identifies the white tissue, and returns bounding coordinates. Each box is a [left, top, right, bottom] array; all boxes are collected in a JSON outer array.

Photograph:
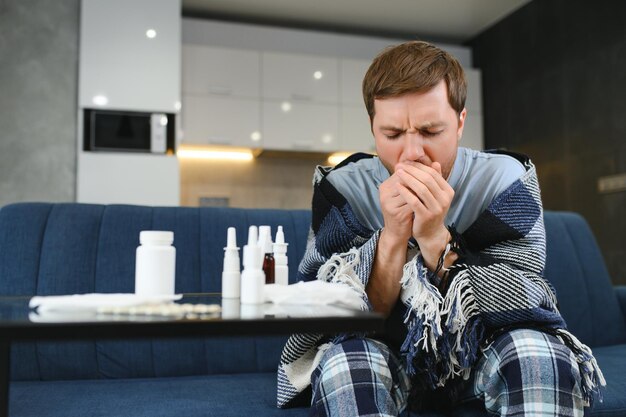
[[264, 281, 366, 311], [29, 293, 182, 314]]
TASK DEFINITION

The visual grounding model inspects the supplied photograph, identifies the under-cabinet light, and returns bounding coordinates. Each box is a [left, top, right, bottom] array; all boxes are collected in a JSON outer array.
[[327, 152, 352, 166], [177, 146, 254, 161]]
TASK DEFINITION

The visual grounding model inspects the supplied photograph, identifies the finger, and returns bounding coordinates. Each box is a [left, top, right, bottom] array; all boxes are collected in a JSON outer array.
[[396, 169, 440, 210], [396, 164, 453, 206], [431, 161, 442, 175], [396, 182, 428, 217]]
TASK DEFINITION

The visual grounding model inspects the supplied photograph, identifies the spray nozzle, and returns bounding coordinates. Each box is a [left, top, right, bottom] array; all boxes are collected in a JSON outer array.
[[224, 227, 239, 250], [247, 225, 258, 247], [275, 226, 285, 245], [273, 225, 288, 256], [258, 225, 273, 254]]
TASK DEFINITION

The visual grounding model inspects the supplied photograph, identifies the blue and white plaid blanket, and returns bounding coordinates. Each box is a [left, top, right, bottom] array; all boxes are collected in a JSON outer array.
[[277, 152, 605, 409]]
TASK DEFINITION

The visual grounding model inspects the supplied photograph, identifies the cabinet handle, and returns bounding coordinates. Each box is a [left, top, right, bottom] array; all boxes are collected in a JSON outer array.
[[291, 93, 313, 101], [208, 86, 233, 96]]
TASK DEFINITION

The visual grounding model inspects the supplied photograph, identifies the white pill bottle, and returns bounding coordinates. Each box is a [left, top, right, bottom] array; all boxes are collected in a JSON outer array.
[[135, 231, 176, 296]]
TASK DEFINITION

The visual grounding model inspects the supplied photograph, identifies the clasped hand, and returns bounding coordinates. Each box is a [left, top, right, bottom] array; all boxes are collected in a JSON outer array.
[[379, 161, 454, 269]]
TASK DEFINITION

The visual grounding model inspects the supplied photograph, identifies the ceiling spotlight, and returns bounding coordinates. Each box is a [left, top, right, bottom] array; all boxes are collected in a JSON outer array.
[[281, 101, 292, 112], [92, 95, 108, 106], [321, 134, 333, 144], [146, 29, 157, 39], [313, 71, 323, 80], [250, 131, 262, 142]]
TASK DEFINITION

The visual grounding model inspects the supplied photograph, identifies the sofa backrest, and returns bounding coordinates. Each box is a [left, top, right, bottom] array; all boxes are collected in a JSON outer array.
[[0, 203, 310, 381], [543, 211, 626, 347], [1, 203, 624, 381]]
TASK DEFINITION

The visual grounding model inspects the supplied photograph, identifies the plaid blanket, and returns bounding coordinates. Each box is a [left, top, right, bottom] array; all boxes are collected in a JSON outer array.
[[276, 152, 605, 409]]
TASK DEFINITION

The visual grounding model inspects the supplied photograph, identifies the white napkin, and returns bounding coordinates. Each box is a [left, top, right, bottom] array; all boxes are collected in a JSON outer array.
[[264, 281, 366, 311], [29, 293, 182, 314]]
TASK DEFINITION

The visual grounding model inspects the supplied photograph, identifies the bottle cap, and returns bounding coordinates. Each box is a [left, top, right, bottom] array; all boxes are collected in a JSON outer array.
[[140, 231, 174, 245]]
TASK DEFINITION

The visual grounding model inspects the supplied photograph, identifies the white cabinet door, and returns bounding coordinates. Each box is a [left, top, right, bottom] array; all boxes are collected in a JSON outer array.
[[340, 106, 375, 152], [262, 52, 339, 103], [182, 45, 260, 98], [79, 0, 180, 112], [340, 59, 371, 105], [182, 95, 261, 147], [262, 100, 338, 152]]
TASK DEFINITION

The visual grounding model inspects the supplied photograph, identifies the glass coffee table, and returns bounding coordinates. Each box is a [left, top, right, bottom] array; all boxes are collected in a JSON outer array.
[[0, 293, 384, 417]]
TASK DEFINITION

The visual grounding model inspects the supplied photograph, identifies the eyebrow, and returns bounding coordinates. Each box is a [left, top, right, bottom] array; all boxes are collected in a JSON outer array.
[[379, 122, 446, 131]]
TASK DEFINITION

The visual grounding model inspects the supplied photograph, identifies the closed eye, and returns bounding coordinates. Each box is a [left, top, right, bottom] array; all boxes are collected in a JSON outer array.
[[384, 132, 401, 139], [422, 130, 443, 138]]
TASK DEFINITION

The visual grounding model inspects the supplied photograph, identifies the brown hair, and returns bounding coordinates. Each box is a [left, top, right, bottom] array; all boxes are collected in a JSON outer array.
[[362, 40, 466, 123]]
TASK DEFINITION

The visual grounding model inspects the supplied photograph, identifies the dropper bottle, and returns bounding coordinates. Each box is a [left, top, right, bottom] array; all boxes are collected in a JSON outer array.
[[273, 226, 289, 285], [241, 226, 265, 304], [258, 225, 275, 284], [221, 227, 240, 299]]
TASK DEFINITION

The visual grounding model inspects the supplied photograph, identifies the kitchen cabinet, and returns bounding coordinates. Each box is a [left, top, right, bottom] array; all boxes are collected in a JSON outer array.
[[182, 45, 260, 98], [182, 95, 261, 147], [79, 0, 180, 112], [340, 106, 375, 153], [262, 52, 339, 103], [340, 59, 371, 105], [262, 100, 338, 151]]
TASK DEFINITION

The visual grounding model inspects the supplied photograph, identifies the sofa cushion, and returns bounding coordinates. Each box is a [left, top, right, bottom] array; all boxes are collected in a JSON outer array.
[[10, 373, 309, 417], [10, 373, 478, 417], [586, 344, 626, 416], [543, 212, 626, 347]]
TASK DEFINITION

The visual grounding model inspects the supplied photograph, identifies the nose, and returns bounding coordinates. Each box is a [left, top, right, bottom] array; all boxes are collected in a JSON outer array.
[[402, 132, 424, 162]]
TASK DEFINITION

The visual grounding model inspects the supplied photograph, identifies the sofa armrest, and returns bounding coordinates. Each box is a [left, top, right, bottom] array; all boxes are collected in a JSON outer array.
[[616, 285, 626, 321]]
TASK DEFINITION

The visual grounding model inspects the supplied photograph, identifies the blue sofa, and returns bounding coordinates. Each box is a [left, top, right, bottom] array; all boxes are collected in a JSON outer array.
[[0, 202, 624, 417]]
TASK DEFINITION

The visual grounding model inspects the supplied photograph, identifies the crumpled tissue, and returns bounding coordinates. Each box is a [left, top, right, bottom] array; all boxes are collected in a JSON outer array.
[[264, 280, 366, 311]]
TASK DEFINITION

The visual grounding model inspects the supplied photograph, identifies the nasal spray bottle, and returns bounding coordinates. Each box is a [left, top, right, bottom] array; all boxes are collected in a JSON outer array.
[[258, 225, 275, 284], [221, 227, 240, 299], [273, 226, 289, 285], [240, 226, 265, 304]]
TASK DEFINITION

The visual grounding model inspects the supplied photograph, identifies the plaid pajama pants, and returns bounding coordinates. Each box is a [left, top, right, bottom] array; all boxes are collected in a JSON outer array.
[[310, 329, 585, 417]]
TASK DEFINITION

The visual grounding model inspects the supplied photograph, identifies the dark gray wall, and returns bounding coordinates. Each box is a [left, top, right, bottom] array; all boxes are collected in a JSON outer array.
[[0, 0, 80, 206], [470, 1, 626, 284]]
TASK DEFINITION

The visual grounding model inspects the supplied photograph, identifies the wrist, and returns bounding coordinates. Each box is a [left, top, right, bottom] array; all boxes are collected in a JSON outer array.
[[418, 228, 451, 271], [380, 228, 409, 251]]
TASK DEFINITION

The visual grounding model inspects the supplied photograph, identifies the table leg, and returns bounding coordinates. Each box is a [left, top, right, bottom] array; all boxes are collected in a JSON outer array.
[[0, 341, 8, 417]]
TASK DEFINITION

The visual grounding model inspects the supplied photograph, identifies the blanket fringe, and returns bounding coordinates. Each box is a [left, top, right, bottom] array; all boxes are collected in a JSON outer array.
[[439, 270, 480, 382], [400, 255, 443, 356], [317, 248, 367, 309], [401, 260, 485, 390], [555, 329, 606, 406]]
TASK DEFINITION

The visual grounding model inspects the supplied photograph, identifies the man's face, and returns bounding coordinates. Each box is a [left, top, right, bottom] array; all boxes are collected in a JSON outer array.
[[371, 80, 466, 180]]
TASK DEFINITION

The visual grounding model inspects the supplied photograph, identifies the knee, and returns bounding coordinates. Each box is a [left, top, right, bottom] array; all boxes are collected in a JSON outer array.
[[485, 329, 580, 388], [315, 338, 393, 384], [475, 329, 584, 415]]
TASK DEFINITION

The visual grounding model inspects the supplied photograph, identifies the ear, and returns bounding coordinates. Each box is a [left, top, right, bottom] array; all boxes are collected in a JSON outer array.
[[456, 108, 467, 142]]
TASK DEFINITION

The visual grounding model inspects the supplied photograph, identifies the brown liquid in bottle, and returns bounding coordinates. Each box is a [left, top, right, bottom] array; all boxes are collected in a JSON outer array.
[[263, 253, 275, 284]]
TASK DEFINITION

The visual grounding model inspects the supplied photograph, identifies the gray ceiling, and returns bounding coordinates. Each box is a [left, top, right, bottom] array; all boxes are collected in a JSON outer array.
[[182, 0, 531, 43]]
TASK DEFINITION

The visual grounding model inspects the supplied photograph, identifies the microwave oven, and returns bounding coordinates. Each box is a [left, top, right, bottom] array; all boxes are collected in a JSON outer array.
[[83, 109, 175, 154]]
